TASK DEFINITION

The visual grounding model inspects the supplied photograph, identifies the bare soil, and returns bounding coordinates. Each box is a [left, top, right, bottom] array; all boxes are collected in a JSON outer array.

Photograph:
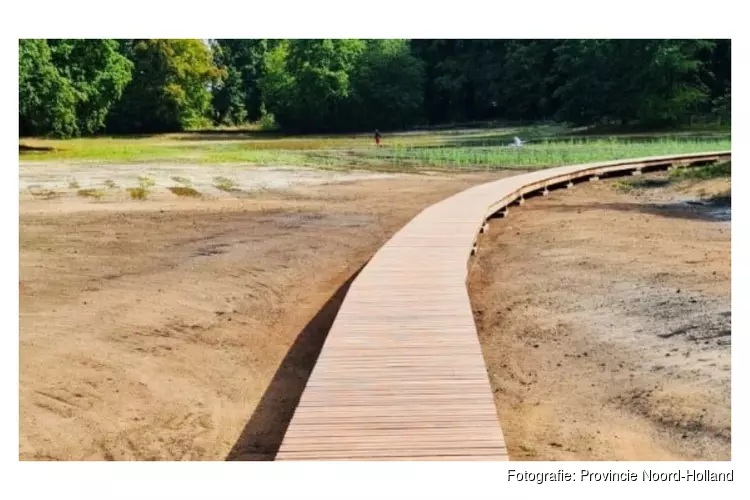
[[20, 161, 731, 462], [19, 162, 399, 203], [469, 172, 731, 461], [19, 169, 507, 461]]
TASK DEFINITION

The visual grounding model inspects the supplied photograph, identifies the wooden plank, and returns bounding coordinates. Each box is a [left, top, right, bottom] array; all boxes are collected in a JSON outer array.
[[275, 152, 730, 461]]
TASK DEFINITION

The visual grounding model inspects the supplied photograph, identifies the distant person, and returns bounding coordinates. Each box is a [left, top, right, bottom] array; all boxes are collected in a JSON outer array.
[[374, 129, 382, 147]]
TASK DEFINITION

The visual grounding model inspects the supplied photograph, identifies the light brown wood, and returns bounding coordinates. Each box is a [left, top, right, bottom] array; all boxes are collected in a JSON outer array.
[[275, 152, 730, 461]]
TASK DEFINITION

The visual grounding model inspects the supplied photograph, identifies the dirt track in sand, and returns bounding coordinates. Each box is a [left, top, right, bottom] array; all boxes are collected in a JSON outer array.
[[469, 173, 731, 461], [19, 171, 506, 461]]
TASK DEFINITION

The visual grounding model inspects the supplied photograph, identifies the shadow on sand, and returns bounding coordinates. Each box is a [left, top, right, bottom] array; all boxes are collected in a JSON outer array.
[[225, 265, 365, 461], [550, 199, 731, 223]]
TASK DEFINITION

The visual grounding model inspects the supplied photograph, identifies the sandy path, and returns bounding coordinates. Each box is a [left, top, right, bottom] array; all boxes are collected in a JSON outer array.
[[19, 171, 509, 461], [469, 173, 730, 460]]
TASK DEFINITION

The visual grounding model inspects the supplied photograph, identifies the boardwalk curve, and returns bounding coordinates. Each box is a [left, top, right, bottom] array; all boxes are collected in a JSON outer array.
[[276, 151, 731, 461]]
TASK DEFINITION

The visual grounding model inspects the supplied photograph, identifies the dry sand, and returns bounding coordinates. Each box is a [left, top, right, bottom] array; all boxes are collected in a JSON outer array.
[[20, 161, 730, 461], [19, 166, 505, 460], [469, 172, 731, 460]]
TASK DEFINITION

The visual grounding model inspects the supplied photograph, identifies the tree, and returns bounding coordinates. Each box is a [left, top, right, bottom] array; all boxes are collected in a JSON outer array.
[[411, 39, 474, 124], [496, 40, 560, 120], [20, 38, 729, 137], [261, 39, 366, 132], [211, 39, 271, 125], [19, 39, 131, 137], [553, 40, 713, 126], [108, 39, 222, 133], [410, 40, 526, 124], [19, 39, 77, 137], [48, 39, 133, 135], [349, 40, 425, 130], [704, 40, 730, 123]]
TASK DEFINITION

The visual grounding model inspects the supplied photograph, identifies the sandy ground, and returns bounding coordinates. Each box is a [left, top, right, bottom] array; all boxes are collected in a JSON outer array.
[[19, 166, 507, 461], [19, 162, 400, 202], [469, 173, 731, 461], [20, 160, 731, 462]]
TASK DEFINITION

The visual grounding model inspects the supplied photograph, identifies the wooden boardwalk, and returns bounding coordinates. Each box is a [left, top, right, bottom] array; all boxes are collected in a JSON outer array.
[[275, 151, 730, 461]]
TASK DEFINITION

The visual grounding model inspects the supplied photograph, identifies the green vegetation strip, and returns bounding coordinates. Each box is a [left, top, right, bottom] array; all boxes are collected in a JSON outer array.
[[18, 134, 729, 171], [364, 139, 731, 170]]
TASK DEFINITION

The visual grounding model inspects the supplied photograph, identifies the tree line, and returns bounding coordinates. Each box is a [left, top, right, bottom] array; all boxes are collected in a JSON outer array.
[[19, 39, 731, 138]]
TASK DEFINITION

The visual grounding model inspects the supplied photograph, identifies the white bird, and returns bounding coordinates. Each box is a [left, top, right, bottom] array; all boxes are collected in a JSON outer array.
[[512, 136, 525, 147]]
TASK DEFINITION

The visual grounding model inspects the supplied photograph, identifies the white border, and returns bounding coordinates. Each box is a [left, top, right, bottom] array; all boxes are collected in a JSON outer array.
[[10, 1, 739, 38], [5, 1, 744, 499]]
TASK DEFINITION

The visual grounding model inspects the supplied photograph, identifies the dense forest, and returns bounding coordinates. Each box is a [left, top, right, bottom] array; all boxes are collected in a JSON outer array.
[[19, 39, 731, 137]]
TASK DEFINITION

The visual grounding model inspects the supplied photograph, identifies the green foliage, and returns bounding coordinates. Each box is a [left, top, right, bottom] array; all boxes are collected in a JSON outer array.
[[211, 39, 270, 125], [349, 40, 426, 130], [497, 40, 559, 119], [262, 39, 367, 132], [258, 110, 279, 131], [411, 40, 508, 123], [48, 39, 133, 135], [553, 40, 713, 126], [259, 39, 426, 132], [19, 39, 731, 137], [107, 39, 222, 133], [20, 39, 84, 138], [19, 39, 132, 138], [669, 161, 731, 180]]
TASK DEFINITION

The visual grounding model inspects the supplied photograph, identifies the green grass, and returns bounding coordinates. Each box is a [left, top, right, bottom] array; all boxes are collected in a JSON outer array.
[[77, 188, 105, 199], [614, 161, 731, 201], [29, 188, 60, 199], [127, 187, 149, 200], [361, 138, 731, 171], [18, 124, 730, 172], [168, 186, 202, 198], [137, 175, 156, 188], [669, 161, 731, 180], [614, 178, 671, 193]]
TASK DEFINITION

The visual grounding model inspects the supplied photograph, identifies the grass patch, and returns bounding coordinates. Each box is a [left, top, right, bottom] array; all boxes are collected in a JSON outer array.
[[104, 179, 118, 189], [137, 175, 156, 188], [126, 176, 156, 199], [670, 161, 731, 180], [127, 187, 149, 200], [168, 186, 202, 198], [214, 176, 238, 192], [615, 178, 671, 192], [613, 180, 636, 193], [360, 138, 731, 171], [77, 188, 105, 199], [29, 189, 60, 199], [18, 125, 730, 172]]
